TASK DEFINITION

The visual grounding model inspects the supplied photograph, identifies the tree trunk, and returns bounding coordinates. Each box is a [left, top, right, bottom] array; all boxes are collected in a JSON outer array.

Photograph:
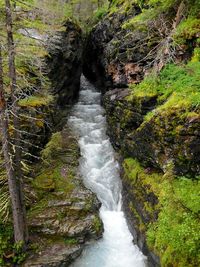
[[98, 0, 101, 8], [4, 0, 28, 244]]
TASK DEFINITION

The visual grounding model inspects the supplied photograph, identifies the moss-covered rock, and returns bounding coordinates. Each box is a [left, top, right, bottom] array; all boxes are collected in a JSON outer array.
[[23, 126, 103, 266], [103, 61, 200, 176], [122, 158, 200, 267]]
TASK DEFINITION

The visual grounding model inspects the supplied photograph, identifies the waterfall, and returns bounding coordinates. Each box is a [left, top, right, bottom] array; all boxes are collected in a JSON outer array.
[[68, 76, 146, 267]]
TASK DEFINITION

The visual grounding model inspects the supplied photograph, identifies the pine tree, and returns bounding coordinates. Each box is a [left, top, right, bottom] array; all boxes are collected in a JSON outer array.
[[0, 0, 28, 246]]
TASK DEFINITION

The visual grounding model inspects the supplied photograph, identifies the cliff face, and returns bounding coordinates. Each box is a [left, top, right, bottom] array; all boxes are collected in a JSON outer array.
[[83, 2, 189, 90], [83, 6, 145, 88], [47, 21, 83, 107], [103, 88, 200, 267], [15, 21, 84, 160], [103, 89, 200, 176], [84, 1, 200, 266]]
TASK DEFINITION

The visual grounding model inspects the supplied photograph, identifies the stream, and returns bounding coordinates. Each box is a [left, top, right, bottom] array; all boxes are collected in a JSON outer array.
[[68, 76, 146, 267]]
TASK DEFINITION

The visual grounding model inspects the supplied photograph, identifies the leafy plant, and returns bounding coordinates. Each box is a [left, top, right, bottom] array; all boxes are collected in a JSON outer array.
[[13, 241, 26, 264], [0, 224, 13, 266]]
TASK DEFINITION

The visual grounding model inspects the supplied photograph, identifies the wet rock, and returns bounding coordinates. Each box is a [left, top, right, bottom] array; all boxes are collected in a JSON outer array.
[[23, 243, 82, 267], [83, 6, 155, 90], [24, 126, 103, 266], [103, 89, 157, 150], [103, 87, 200, 175], [47, 20, 83, 107], [122, 171, 160, 267]]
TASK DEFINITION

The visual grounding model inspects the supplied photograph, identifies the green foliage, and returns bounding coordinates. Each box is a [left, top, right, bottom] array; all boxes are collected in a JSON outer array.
[[148, 0, 180, 9], [121, 0, 200, 61], [12, 241, 26, 265], [108, 0, 133, 14], [0, 225, 26, 266], [19, 95, 53, 108], [93, 3, 109, 22], [129, 62, 200, 115], [147, 210, 200, 267], [0, 224, 12, 266], [64, 237, 78, 245], [121, 0, 179, 30], [147, 178, 200, 267], [173, 178, 200, 214], [191, 47, 200, 62], [123, 158, 200, 267], [122, 8, 154, 30], [174, 17, 200, 44], [41, 132, 62, 162], [0, 160, 10, 224], [188, 0, 200, 16]]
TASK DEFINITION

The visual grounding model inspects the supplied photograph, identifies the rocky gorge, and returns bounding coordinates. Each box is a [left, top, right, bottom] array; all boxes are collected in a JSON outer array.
[[17, 20, 102, 267], [0, 0, 199, 267], [21, 1, 200, 266], [81, 1, 200, 266]]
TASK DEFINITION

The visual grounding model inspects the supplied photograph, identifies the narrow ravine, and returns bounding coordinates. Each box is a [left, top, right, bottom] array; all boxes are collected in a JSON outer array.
[[68, 76, 146, 267]]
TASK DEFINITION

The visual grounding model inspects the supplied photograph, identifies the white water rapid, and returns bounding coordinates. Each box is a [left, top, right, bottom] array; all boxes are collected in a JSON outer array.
[[68, 76, 146, 267]]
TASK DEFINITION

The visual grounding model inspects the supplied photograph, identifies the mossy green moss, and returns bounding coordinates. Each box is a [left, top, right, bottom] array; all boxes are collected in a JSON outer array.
[[41, 132, 63, 162], [92, 215, 103, 235], [63, 237, 78, 245], [19, 95, 54, 108], [123, 158, 200, 267], [124, 158, 163, 190], [109, 0, 133, 14], [174, 17, 200, 45], [191, 47, 200, 62], [33, 130, 77, 196], [33, 164, 75, 194], [29, 129, 79, 217], [129, 62, 200, 124]]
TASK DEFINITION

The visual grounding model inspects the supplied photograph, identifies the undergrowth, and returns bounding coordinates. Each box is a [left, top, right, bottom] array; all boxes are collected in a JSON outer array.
[[123, 158, 200, 267], [0, 224, 26, 266], [129, 61, 200, 114]]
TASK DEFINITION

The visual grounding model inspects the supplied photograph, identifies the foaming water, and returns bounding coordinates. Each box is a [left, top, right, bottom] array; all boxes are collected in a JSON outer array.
[[68, 76, 146, 267]]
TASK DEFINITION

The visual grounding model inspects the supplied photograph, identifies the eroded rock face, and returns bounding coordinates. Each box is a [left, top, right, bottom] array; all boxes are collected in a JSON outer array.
[[103, 90, 200, 175], [125, 112, 200, 175], [83, 6, 161, 90], [24, 244, 82, 267], [47, 21, 83, 107], [103, 88, 157, 150], [122, 172, 160, 267]]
